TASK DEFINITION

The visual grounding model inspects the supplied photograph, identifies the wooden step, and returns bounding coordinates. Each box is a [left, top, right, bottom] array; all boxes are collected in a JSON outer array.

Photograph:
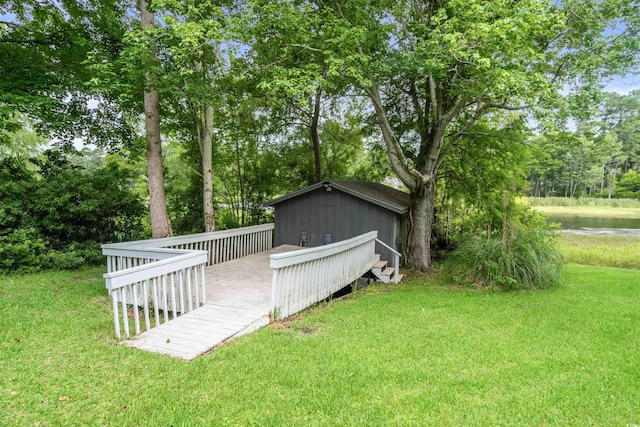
[[371, 266, 396, 284], [373, 260, 388, 269], [381, 267, 395, 276], [370, 262, 404, 284], [371, 260, 388, 280]]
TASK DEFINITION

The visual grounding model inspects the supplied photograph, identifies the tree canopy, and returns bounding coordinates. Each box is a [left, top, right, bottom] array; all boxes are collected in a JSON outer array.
[[0, 0, 136, 146], [241, 0, 640, 270]]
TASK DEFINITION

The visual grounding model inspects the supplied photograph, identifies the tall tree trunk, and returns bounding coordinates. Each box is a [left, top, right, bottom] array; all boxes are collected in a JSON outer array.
[[202, 101, 215, 232], [140, 0, 172, 238], [195, 54, 217, 233], [365, 79, 433, 271], [310, 87, 323, 183], [235, 136, 245, 227], [408, 183, 434, 272]]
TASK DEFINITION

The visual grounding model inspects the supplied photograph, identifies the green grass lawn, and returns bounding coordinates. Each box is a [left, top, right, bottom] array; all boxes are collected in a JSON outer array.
[[1, 266, 639, 426]]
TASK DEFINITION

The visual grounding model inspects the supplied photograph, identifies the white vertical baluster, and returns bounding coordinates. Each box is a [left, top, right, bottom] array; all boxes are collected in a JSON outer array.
[[211, 238, 215, 264], [121, 287, 130, 338], [143, 279, 150, 331], [271, 268, 279, 321], [152, 276, 160, 326], [186, 268, 193, 312], [178, 270, 185, 314], [233, 235, 237, 259], [193, 267, 200, 307], [162, 274, 169, 323], [231, 236, 235, 260], [170, 272, 177, 318], [132, 282, 140, 335], [200, 264, 206, 304], [112, 291, 121, 339]]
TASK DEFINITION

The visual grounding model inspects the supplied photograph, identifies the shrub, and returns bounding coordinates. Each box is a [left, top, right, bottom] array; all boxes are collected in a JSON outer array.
[[0, 228, 51, 273], [445, 208, 562, 291], [614, 170, 640, 199], [66, 241, 104, 266], [0, 150, 145, 274], [0, 230, 104, 274]]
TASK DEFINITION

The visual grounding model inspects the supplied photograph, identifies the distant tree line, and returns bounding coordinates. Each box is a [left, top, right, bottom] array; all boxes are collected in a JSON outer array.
[[528, 91, 640, 199]]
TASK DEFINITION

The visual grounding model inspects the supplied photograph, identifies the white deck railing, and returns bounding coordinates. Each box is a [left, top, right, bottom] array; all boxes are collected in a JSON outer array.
[[101, 224, 275, 339], [270, 231, 378, 320], [103, 249, 207, 339], [103, 223, 275, 272]]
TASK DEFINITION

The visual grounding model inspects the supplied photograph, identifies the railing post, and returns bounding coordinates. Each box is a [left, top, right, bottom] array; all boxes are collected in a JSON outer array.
[[111, 292, 121, 340], [200, 264, 206, 304], [121, 288, 130, 338], [132, 283, 140, 335], [394, 253, 400, 284]]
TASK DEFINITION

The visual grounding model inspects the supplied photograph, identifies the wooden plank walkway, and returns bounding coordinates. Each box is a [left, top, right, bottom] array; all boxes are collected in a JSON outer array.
[[125, 245, 299, 360]]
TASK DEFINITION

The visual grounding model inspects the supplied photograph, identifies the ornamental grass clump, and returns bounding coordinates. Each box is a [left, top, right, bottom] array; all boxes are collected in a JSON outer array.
[[445, 208, 562, 291]]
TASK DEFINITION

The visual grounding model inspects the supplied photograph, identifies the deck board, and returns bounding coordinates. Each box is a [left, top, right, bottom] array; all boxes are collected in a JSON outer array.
[[125, 245, 299, 360]]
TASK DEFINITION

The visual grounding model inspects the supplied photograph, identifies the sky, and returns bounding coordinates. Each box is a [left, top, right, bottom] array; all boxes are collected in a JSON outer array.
[[603, 73, 640, 94]]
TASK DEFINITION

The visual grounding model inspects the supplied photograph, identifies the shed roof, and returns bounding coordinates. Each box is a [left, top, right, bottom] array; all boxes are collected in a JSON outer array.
[[264, 180, 411, 214]]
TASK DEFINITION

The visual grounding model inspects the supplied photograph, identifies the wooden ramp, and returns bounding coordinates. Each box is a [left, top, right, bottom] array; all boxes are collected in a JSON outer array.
[[125, 245, 299, 360]]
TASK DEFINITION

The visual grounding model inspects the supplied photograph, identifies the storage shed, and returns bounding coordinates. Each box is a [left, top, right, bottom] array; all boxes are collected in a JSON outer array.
[[265, 180, 410, 267]]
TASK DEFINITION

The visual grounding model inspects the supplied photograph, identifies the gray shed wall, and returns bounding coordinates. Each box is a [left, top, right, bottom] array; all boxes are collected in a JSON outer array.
[[273, 187, 406, 266]]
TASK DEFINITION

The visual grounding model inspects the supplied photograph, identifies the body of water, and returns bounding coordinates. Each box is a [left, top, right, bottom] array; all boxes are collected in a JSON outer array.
[[546, 215, 640, 237]]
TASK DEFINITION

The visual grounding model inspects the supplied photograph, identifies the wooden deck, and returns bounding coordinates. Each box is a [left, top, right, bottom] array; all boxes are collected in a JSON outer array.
[[125, 245, 299, 360]]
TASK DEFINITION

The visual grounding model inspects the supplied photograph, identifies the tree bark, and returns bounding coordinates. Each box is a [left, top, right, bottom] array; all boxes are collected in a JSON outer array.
[[408, 183, 434, 272], [202, 101, 215, 232], [140, 0, 172, 238], [195, 53, 217, 233]]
